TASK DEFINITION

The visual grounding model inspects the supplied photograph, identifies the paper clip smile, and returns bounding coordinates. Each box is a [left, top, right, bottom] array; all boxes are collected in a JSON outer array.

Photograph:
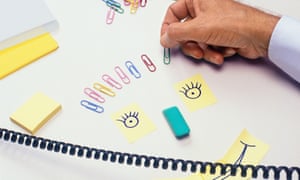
[[102, 74, 123, 89], [93, 83, 116, 97], [84, 87, 105, 103], [141, 54, 156, 72], [115, 66, 130, 84], [106, 8, 115, 25], [80, 100, 104, 113], [125, 61, 141, 79]]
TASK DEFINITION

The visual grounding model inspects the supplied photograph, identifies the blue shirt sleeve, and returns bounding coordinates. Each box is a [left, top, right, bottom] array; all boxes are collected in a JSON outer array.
[[268, 16, 300, 83]]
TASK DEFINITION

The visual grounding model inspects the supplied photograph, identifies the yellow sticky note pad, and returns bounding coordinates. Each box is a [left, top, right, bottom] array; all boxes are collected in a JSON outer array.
[[111, 104, 156, 143], [174, 74, 216, 112], [10, 93, 61, 134], [0, 33, 58, 79]]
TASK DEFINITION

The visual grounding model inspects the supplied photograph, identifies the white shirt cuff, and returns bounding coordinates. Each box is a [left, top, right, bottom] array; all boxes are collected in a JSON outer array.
[[268, 16, 300, 83]]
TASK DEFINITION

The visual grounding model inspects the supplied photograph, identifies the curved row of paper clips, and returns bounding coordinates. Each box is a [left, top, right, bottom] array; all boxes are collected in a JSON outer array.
[[80, 54, 156, 113]]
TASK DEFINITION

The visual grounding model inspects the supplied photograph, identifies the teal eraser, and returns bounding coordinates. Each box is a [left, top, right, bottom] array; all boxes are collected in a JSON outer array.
[[162, 106, 190, 139]]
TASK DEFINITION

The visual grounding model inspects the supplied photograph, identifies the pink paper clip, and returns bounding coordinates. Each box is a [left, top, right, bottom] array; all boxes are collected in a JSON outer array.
[[84, 87, 105, 103], [102, 74, 123, 89], [140, 0, 147, 7], [141, 54, 156, 72], [114, 66, 130, 84], [106, 7, 115, 24]]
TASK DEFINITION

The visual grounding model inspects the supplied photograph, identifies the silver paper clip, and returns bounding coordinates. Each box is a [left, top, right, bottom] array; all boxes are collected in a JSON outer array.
[[141, 54, 156, 72], [125, 60, 141, 79], [102, 74, 123, 89], [84, 87, 105, 103], [106, 8, 115, 25], [115, 66, 130, 84], [93, 82, 116, 97], [163, 48, 171, 65], [80, 100, 104, 113]]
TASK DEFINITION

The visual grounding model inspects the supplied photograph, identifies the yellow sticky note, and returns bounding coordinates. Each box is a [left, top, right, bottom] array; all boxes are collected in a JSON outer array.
[[111, 104, 156, 143], [10, 92, 61, 134], [156, 129, 269, 180], [174, 74, 216, 112], [0, 33, 58, 79], [202, 129, 269, 180]]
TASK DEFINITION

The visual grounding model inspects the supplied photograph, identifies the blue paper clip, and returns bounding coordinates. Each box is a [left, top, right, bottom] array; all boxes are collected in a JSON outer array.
[[163, 48, 171, 65], [104, 0, 124, 14], [141, 54, 156, 72], [125, 61, 141, 79], [80, 100, 104, 113]]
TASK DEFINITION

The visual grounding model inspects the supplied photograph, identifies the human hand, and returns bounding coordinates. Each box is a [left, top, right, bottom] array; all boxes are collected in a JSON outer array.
[[160, 0, 280, 65]]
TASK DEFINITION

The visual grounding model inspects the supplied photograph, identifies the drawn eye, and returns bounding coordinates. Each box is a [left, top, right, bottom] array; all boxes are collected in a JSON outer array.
[[116, 111, 139, 128], [179, 82, 202, 99]]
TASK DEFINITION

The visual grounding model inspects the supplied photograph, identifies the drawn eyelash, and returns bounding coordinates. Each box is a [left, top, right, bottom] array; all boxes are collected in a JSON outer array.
[[116, 111, 139, 128], [179, 82, 202, 99]]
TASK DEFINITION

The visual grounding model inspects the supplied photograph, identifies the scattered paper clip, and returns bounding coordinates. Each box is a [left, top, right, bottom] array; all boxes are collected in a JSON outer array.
[[125, 60, 141, 79], [115, 66, 130, 84], [141, 54, 156, 72], [84, 87, 105, 103], [163, 48, 171, 65], [104, 0, 124, 14], [106, 8, 115, 24], [102, 74, 123, 89], [124, 0, 131, 6], [93, 82, 116, 97], [80, 100, 104, 113], [130, 0, 139, 14], [139, 0, 147, 7]]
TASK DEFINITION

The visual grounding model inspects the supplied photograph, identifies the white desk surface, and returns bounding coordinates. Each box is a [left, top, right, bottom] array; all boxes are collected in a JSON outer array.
[[1, 0, 300, 179]]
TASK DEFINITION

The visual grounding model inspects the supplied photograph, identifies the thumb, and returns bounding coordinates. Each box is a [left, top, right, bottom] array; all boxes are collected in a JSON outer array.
[[160, 20, 198, 48]]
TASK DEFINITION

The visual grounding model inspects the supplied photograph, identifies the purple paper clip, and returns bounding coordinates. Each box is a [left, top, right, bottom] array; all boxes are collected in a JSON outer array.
[[80, 100, 104, 113], [102, 74, 122, 89], [84, 87, 105, 103], [115, 66, 130, 84], [125, 60, 141, 79], [106, 8, 115, 24], [140, 0, 147, 7], [141, 54, 156, 72]]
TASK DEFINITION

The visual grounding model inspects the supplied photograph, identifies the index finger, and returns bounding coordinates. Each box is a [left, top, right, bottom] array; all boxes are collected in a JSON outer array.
[[160, 0, 191, 36]]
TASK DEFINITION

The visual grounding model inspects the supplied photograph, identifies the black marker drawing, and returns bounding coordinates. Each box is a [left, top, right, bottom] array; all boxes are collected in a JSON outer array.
[[213, 141, 256, 180], [116, 111, 140, 128], [179, 81, 202, 99]]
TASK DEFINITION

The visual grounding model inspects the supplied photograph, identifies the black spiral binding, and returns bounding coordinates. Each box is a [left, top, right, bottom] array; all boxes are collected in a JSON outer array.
[[0, 128, 299, 180]]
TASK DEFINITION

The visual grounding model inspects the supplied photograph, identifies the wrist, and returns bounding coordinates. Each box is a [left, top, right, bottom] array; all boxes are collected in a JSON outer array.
[[246, 8, 280, 57]]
